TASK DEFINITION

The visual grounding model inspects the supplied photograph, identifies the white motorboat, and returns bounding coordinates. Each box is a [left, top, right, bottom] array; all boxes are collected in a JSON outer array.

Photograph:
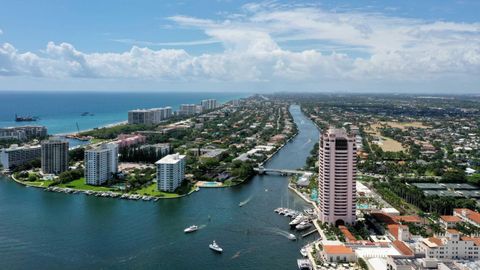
[[289, 215, 305, 226], [300, 247, 308, 257], [184, 225, 198, 233], [288, 233, 297, 241], [295, 221, 312, 231], [209, 240, 223, 253], [297, 259, 313, 270]]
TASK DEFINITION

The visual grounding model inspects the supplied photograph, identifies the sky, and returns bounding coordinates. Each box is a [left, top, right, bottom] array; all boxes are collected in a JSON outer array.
[[0, 0, 479, 93]]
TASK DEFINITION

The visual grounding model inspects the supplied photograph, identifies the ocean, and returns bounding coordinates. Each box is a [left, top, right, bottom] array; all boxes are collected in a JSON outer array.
[[0, 91, 248, 134]]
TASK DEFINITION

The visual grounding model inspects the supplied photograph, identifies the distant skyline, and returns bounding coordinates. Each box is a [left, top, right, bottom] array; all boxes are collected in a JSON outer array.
[[0, 0, 479, 93]]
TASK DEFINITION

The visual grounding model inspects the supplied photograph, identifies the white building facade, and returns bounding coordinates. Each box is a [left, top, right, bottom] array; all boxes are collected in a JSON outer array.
[[128, 107, 172, 125], [84, 143, 118, 186], [318, 128, 357, 225], [156, 153, 186, 192], [419, 230, 480, 261], [201, 99, 218, 110], [0, 144, 41, 170]]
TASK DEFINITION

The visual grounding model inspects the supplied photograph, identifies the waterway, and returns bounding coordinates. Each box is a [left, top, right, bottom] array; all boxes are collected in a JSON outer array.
[[0, 105, 320, 270]]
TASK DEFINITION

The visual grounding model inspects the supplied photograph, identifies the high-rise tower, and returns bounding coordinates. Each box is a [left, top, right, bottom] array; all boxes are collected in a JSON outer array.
[[318, 128, 357, 225]]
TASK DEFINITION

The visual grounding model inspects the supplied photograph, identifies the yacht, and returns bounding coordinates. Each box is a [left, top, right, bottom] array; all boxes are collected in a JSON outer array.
[[300, 247, 308, 257], [297, 259, 313, 270], [289, 215, 305, 226], [288, 233, 297, 241], [209, 240, 223, 253], [184, 225, 199, 233], [295, 221, 312, 231]]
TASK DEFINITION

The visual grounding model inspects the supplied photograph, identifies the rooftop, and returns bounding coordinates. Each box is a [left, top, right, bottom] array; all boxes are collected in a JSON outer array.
[[155, 153, 185, 164], [440, 215, 462, 223], [323, 245, 354, 255], [392, 240, 414, 256], [454, 208, 480, 224]]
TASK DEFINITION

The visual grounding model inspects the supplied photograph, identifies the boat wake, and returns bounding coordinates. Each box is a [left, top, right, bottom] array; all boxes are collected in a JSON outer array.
[[239, 195, 254, 207], [267, 227, 297, 240], [302, 138, 312, 147], [231, 247, 255, 260]]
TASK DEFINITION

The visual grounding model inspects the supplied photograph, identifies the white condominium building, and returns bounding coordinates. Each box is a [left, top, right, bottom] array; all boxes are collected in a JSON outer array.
[[201, 99, 218, 110], [0, 126, 47, 141], [419, 229, 480, 261], [179, 104, 198, 116], [84, 143, 118, 186], [156, 153, 186, 192], [41, 138, 69, 175], [128, 107, 172, 125], [0, 144, 41, 170], [318, 128, 357, 225]]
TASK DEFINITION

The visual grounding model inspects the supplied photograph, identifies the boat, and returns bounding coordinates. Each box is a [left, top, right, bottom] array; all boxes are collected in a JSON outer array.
[[289, 215, 305, 226], [15, 114, 38, 122], [209, 240, 223, 253], [300, 247, 308, 257], [304, 209, 315, 215], [286, 210, 299, 218], [295, 221, 312, 231], [274, 207, 283, 213], [297, 259, 313, 270], [184, 225, 198, 233], [288, 233, 297, 241], [239, 201, 247, 207]]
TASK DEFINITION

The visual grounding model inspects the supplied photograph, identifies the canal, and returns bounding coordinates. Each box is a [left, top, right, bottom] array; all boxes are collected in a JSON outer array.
[[0, 105, 320, 270]]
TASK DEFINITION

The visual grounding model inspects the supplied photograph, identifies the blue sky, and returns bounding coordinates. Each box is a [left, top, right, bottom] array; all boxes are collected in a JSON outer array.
[[0, 0, 479, 93]]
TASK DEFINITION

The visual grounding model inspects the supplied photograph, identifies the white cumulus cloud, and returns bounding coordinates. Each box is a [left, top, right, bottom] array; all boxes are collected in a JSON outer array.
[[0, 3, 479, 90]]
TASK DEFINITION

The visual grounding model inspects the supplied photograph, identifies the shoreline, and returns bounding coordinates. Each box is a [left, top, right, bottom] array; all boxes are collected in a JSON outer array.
[[4, 103, 302, 202], [55, 120, 128, 136], [3, 172, 197, 201]]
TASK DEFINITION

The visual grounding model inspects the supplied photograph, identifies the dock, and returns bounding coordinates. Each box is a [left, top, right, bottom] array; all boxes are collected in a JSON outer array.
[[302, 229, 318, 238]]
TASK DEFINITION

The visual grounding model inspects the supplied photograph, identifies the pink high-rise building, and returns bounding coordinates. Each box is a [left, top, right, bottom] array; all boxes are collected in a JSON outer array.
[[318, 128, 357, 225]]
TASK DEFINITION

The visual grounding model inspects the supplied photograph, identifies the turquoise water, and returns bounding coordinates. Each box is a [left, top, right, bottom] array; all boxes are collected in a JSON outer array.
[[357, 204, 369, 209], [203, 182, 221, 187], [0, 105, 320, 269], [0, 91, 248, 134]]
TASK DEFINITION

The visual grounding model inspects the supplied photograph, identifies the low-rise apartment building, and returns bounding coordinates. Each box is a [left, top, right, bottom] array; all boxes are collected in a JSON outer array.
[[0, 144, 41, 169], [419, 229, 480, 261]]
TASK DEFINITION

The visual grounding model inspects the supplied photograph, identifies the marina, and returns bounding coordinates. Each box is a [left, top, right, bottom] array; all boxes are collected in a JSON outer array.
[[0, 105, 320, 269]]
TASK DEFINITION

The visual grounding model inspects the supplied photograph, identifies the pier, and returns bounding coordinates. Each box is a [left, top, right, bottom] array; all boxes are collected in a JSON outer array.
[[254, 166, 309, 176], [301, 229, 318, 238]]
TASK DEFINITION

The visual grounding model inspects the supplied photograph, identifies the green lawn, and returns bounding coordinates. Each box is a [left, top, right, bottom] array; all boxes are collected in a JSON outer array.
[[130, 183, 182, 198], [90, 138, 107, 144], [57, 178, 115, 192], [21, 180, 54, 187]]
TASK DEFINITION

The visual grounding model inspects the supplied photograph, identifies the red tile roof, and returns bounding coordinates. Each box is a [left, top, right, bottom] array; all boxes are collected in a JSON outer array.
[[323, 245, 354, 255], [454, 208, 480, 225], [387, 224, 408, 240], [440, 215, 461, 223], [339, 226, 357, 243], [392, 240, 414, 256], [428, 237, 443, 246], [393, 215, 422, 224], [371, 212, 396, 225]]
